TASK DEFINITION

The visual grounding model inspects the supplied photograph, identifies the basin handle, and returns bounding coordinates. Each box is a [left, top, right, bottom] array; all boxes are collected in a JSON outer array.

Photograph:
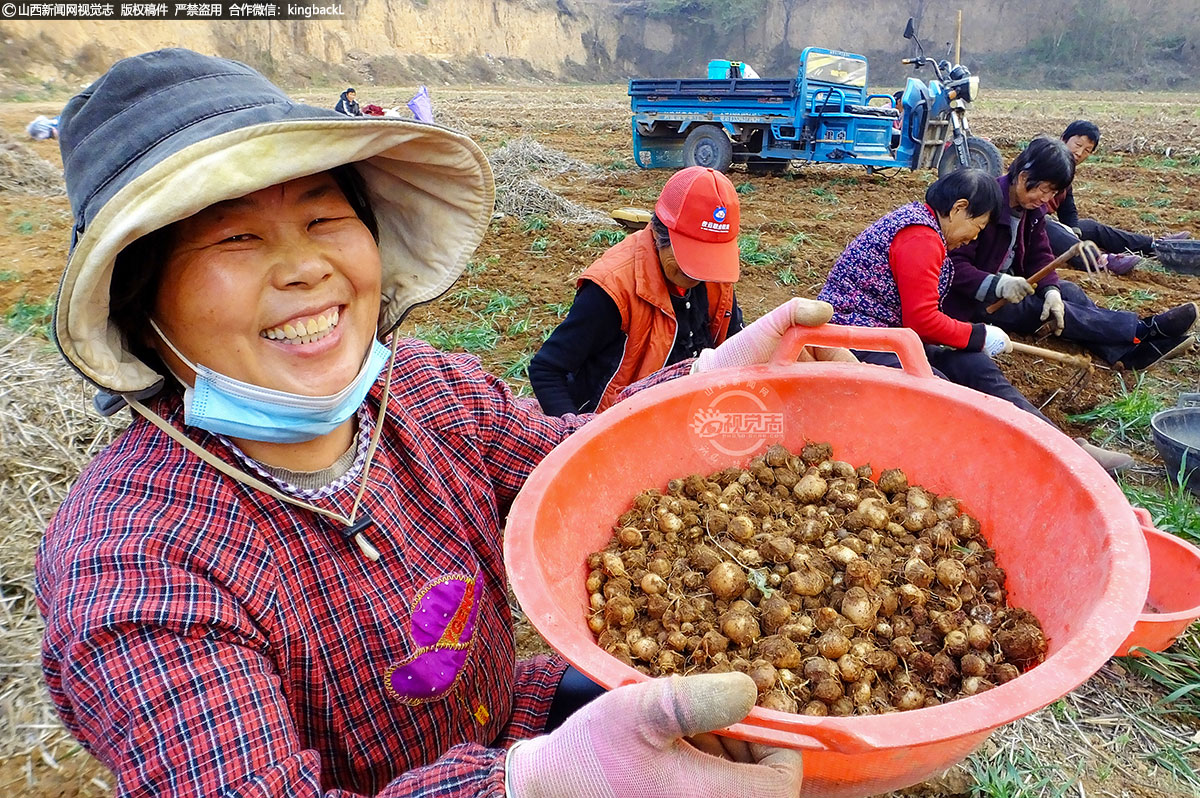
[[734, 719, 878, 755], [1132, 506, 1155, 530], [772, 323, 936, 379]]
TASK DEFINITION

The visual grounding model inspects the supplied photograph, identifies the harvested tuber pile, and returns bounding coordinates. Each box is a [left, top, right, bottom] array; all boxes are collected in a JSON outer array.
[[585, 442, 1048, 716]]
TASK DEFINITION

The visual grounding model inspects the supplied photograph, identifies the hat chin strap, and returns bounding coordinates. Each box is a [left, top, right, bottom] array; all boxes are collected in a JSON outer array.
[[123, 333, 402, 562]]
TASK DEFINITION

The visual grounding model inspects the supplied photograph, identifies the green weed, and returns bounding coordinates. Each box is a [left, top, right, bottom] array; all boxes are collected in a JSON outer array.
[[965, 744, 1073, 798], [1151, 197, 1173, 208], [506, 316, 534, 336], [543, 301, 572, 318], [1067, 375, 1163, 446], [776, 265, 800, 286], [522, 215, 550, 233], [1104, 288, 1158, 312], [465, 254, 499, 276], [501, 350, 535, 381], [4, 296, 54, 337], [617, 188, 632, 197], [7, 209, 47, 236], [448, 286, 489, 307], [587, 229, 627, 248], [735, 182, 755, 194], [1115, 197, 1137, 208], [788, 231, 827, 248], [0, 270, 21, 282], [411, 318, 500, 353], [482, 290, 528, 315], [1112, 617, 1200, 787], [606, 160, 631, 171], [1139, 212, 1162, 224], [1119, 624, 1200, 715], [530, 237, 551, 254], [1122, 467, 1200, 547], [810, 187, 838, 204], [739, 234, 786, 266], [1090, 153, 1125, 167]]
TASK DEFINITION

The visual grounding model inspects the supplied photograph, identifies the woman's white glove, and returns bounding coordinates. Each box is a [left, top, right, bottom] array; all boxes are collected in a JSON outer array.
[[995, 274, 1035, 304], [983, 325, 1013, 358], [1039, 287, 1066, 334], [505, 673, 803, 798], [694, 298, 856, 371]]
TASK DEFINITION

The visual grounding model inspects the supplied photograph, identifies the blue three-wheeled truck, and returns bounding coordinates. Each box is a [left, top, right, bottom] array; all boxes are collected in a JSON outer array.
[[629, 18, 1002, 177]]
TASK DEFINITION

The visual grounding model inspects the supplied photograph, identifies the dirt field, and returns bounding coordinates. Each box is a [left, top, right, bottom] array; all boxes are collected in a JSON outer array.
[[1, 85, 1198, 797]]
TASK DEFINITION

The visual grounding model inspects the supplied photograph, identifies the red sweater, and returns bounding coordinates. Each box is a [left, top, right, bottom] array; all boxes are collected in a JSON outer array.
[[889, 225, 977, 349]]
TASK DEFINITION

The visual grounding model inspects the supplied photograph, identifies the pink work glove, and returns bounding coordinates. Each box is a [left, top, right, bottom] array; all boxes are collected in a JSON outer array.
[[694, 298, 855, 371], [505, 672, 803, 798]]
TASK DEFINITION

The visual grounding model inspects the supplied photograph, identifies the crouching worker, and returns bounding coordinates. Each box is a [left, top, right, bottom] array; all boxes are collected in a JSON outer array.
[[529, 166, 745, 416], [947, 137, 1196, 373], [818, 168, 1132, 474], [36, 49, 827, 798]]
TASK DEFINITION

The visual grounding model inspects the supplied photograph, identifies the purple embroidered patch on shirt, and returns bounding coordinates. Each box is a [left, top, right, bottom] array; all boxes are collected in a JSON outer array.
[[388, 574, 481, 703]]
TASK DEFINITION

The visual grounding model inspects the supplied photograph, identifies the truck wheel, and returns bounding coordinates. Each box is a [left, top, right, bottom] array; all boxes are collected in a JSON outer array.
[[683, 126, 733, 172], [937, 136, 1003, 177]]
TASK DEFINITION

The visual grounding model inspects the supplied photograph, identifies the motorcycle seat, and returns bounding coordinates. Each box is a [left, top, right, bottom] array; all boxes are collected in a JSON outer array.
[[813, 103, 900, 119]]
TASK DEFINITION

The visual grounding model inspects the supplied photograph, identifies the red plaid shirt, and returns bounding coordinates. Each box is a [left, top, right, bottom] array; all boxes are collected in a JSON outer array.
[[37, 338, 689, 797]]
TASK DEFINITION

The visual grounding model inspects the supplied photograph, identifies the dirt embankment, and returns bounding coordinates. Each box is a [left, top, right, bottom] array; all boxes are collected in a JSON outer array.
[[2, 0, 1199, 95]]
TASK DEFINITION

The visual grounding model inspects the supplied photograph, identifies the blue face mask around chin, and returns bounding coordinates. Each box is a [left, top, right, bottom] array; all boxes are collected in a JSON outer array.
[[149, 319, 390, 444]]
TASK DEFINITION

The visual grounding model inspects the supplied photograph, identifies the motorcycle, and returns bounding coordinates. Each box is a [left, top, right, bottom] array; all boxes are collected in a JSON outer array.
[[894, 17, 1002, 176]]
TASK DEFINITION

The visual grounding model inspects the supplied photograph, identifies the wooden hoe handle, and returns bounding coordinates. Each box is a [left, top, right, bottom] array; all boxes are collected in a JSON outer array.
[[1009, 341, 1092, 370], [985, 243, 1086, 314]]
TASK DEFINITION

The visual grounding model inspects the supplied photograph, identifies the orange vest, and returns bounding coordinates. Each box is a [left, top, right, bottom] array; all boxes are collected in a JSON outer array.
[[579, 227, 735, 412]]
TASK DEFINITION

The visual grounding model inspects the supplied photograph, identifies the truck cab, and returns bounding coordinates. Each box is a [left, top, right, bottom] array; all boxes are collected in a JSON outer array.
[[795, 48, 898, 165]]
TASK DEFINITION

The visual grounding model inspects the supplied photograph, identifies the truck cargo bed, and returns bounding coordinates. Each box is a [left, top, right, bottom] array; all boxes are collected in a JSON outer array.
[[629, 78, 797, 100]]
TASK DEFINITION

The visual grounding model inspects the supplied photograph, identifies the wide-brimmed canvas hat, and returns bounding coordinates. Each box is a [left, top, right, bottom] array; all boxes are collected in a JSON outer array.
[[55, 48, 494, 399]]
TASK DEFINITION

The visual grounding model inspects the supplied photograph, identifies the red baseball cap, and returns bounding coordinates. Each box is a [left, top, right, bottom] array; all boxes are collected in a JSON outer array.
[[654, 166, 741, 283]]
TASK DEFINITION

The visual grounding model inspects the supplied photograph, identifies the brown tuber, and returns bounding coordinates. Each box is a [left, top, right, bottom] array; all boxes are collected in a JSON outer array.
[[707, 562, 748, 601], [935, 559, 967, 589], [587, 441, 1046, 718]]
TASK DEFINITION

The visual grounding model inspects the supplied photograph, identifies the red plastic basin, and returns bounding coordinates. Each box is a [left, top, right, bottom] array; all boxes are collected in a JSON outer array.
[[506, 325, 1150, 798], [1116, 507, 1200, 656]]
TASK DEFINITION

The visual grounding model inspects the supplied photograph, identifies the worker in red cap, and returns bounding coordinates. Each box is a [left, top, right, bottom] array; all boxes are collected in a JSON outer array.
[[530, 166, 746, 415]]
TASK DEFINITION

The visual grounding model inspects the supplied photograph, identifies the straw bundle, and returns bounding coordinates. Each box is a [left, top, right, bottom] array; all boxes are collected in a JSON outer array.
[[0, 133, 65, 197], [0, 328, 126, 762]]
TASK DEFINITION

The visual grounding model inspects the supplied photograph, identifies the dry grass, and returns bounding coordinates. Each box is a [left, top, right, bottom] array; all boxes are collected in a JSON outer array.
[[0, 133, 64, 197], [487, 137, 611, 224], [965, 662, 1200, 797], [0, 328, 125, 769]]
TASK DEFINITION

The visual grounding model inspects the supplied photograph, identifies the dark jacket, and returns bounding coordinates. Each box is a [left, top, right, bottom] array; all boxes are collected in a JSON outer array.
[[946, 174, 1062, 321], [528, 228, 742, 416], [1046, 186, 1079, 228], [334, 91, 362, 116]]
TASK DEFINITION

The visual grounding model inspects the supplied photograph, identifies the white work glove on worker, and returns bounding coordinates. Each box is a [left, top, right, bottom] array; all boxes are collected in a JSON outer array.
[[1039, 288, 1066, 335], [694, 298, 856, 371], [995, 274, 1036, 304], [505, 672, 804, 798], [983, 325, 1013, 358]]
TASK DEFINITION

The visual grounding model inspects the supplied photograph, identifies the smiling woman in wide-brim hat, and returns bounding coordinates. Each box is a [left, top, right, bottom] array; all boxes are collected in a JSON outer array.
[[56, 48, 493, 401]]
